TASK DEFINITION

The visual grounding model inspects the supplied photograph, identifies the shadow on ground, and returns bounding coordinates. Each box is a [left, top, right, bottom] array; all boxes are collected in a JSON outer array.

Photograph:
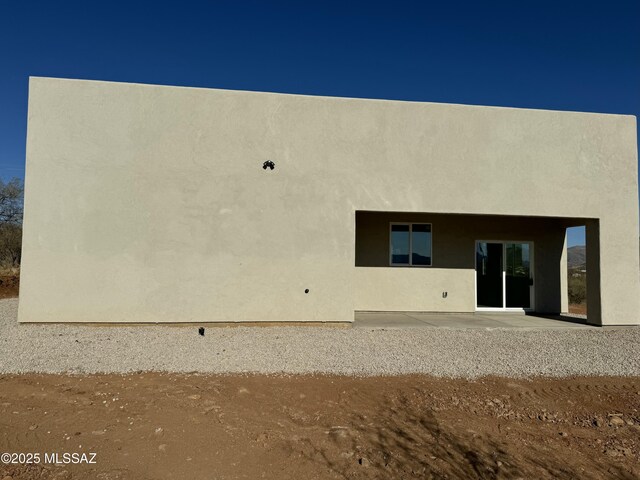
[[300, 384, 637, 479]]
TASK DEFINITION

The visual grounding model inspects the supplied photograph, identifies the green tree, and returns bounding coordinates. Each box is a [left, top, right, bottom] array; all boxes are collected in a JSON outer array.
[[0, 178, 23, 268]]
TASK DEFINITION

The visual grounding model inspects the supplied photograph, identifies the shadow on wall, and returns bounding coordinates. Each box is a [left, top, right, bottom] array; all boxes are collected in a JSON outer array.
[[354, 210, 571, 314]]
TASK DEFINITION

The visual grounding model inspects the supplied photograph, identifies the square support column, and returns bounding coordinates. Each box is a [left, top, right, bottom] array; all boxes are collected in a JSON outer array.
[[585, 220, 602, 326], [560, 230, 569, 314]]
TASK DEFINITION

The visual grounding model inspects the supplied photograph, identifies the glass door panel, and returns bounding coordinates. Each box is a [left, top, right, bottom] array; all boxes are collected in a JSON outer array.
[[476, 242, 503, 308], [505, 243, 531, 308]]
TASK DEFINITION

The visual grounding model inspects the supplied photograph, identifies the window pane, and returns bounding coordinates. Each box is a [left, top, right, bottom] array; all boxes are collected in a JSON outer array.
[[391, 224, 409, 264], [412, 224, 431, 265], [506, 243, 529, 278]]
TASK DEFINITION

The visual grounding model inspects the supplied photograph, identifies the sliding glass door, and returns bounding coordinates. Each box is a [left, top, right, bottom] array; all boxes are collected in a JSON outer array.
[[476, 241, 533, 310]]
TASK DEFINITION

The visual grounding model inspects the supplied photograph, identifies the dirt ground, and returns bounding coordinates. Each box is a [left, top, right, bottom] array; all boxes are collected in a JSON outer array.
[[569, 303, 588, 315], [0, 273, 19, 299], [0, 375, 639, 480]]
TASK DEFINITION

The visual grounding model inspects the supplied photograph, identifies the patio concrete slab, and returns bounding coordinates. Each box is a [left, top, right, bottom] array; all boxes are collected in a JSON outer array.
[[353, 312, 595, 329], [351, 312, 436, 329]]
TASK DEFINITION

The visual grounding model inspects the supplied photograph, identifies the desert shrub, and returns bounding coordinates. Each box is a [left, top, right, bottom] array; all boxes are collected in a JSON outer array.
[[0, 178, 23, 224], [568, 273, 587, 304], [0, 178, 23, 271], [0, 223, 22, 269]]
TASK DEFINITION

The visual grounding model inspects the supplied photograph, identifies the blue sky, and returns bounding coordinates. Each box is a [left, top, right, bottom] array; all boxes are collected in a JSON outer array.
[[1, 1, 639, 247]]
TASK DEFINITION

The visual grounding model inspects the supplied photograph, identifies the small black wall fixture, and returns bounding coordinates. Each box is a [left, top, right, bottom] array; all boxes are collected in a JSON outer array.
[[263, 160, 275, 170]]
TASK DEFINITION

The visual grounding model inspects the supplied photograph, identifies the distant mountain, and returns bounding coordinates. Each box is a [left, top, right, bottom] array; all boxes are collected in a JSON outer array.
[[568, 245, 586, 268]]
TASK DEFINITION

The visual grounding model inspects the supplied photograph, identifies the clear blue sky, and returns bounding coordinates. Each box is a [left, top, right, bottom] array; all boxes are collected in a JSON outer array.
[[2, 1, 639, 247]]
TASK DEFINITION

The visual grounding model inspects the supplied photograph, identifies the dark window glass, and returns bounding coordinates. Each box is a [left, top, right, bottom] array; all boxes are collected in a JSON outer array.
[[390, 223, 432, 266], [412, 224, 431, 266], [391, 224, 410, 264]]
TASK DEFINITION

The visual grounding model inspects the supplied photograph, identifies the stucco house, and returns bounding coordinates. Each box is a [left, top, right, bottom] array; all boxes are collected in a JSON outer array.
[[18, 77, 640, 325]]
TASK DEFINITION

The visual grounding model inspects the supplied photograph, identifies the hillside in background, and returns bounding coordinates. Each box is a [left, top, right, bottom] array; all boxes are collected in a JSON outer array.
[[568, 245, 586, 269]]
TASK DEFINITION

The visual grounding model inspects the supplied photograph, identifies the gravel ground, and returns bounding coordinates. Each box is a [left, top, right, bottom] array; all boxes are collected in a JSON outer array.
[[1, 298, 638, 377]]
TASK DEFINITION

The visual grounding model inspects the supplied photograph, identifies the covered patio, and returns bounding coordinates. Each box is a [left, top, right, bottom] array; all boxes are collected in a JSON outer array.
[[355, 211, 603, 325]]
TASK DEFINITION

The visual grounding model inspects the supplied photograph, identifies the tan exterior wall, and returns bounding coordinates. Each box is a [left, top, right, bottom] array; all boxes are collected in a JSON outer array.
[[19, 77, 640, 324]]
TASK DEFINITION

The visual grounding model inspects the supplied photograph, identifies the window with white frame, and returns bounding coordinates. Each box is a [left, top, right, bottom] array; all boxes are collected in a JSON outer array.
[[390, 223, 432, 266]]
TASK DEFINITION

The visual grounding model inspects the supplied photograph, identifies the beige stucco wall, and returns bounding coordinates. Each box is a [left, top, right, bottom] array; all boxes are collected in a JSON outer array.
[[19, 77, 640, 324]]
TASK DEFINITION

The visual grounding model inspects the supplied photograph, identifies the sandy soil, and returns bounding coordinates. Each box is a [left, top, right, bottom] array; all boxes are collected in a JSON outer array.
[[0, 374, 638, 480], [569, 303, 588, 315]]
